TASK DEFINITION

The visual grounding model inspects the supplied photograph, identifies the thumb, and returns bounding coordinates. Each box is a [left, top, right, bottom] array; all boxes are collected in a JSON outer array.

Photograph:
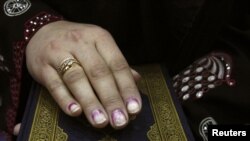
[[13, 123, 21, 136]]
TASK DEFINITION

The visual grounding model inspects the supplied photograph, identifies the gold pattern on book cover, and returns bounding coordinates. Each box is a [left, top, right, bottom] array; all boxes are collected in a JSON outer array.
[[135, 65, 187, 141], [28, 64, 187, 141], [28, 88, 68, 141]]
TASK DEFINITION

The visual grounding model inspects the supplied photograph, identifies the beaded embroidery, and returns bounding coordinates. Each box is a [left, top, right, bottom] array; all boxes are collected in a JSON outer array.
[[24, 12, 63, 41], [173, 52, 235, 101], [3, 11, 62, 136], [0, 54, 9, 73], [4, 0, 31, 17]]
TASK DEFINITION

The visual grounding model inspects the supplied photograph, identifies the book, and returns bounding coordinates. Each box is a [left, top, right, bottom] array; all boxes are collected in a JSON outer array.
[[17, 64, 194, 141]]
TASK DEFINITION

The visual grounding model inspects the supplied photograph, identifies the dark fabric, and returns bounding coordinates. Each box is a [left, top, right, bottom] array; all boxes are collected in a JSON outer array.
[[0, 1, 63, 140], [182, 53, 250, 140], [41, 0, 205, 67], [1, 0, 250, 140], [178, 1, 250, 140], [174, 0, 234, 72]]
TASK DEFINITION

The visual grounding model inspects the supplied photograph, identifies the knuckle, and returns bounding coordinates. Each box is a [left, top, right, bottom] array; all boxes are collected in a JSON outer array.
[[46, 40, 62, 52], [110, 59, 128, 72], [92, 26, 111, 39], [63, 67, 85, 83], [91, 25, 105, 32], [121, 85, 138, 94], [56, 95, 67, 105], [47, 79, 64, 94], [66, 29, 82, 42], [89, 64, 111, 79]]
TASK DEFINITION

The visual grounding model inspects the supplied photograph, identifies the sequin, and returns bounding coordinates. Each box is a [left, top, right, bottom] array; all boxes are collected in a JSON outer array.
[[0, 55, 4, 61], [181, 85, 189, 92], [195, 76, 203, 81], [196, 91, 203, 98], [173, 82, 178, 88], [182, 77, 190, 83], [196, 67, 204, 73], [208, 84, 215, 89], [183, 94, 190, 101], [173, 74, 179, 80], [183, 69, 191, 75], [208, 75, 216, 82], [194, 84, 202, 89]]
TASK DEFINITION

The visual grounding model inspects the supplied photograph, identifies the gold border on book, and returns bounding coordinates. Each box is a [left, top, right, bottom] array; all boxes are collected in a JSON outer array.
[[28, 88, 68, 141], [136, 64, 187, 141], [28, 64, 187, 141]]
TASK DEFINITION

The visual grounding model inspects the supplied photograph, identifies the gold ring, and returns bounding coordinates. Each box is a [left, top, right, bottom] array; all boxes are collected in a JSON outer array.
[[57, 57, 80, 75]]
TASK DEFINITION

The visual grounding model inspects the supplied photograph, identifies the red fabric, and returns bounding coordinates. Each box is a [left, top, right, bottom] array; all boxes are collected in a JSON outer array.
[[24, 11, 63, 41], [6, 41, 25, 134], [4, 12, 63, 137]]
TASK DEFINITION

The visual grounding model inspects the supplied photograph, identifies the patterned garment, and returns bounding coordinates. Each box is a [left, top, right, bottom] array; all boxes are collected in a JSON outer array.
[[0, 0, 206, 139], [173, 52, 235, 102], [172, 50, 250, 140], [0, 1, 63, 140], [1, 0, 250, 141]]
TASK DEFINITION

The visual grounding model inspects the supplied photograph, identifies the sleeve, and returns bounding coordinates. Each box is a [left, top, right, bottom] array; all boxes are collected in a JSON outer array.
[[0, 0, 63, 140], [172, 1, 250, 141], [0, 0, 63, 46]]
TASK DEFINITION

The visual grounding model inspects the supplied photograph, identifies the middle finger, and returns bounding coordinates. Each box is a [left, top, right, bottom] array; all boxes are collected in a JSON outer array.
[[74, 44, 129, 129]]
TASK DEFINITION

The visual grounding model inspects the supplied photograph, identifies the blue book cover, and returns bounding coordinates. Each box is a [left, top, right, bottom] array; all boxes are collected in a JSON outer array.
[[17, 64, 194, 141]]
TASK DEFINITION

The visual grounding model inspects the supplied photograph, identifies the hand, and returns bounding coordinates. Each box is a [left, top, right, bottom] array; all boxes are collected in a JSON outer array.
[[25, 21, 142, 129]]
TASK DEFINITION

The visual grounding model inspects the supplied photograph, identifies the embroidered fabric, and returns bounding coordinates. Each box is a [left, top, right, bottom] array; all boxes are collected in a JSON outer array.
[[0, 54, 9, 73], [199, 117, 217, 141], [173, 52, 235, 102], [4, 11, 63, 136], [4, 0, 31, 17], [24, 12, 63, 41]]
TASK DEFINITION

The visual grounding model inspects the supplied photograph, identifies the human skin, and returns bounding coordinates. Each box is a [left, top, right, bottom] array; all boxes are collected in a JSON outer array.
[[25, 20, 142, 129]]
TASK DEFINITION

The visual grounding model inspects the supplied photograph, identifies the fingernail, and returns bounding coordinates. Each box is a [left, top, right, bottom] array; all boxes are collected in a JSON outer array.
[[68, 103, 80, 113], [127, 98, 140, 114], [112, 109, 127, 127], [92, 109, 107, 124]]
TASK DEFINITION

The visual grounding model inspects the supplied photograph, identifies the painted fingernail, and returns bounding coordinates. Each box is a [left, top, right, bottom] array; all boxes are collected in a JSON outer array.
[[68, 103, 80, 113], [127, 98, 140, 114], [92, 109, 107, 124], [112, 109, 127, 127]]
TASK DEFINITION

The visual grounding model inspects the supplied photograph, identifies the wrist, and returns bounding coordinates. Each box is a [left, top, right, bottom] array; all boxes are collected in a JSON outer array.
[[24, 12, 63, 42]]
